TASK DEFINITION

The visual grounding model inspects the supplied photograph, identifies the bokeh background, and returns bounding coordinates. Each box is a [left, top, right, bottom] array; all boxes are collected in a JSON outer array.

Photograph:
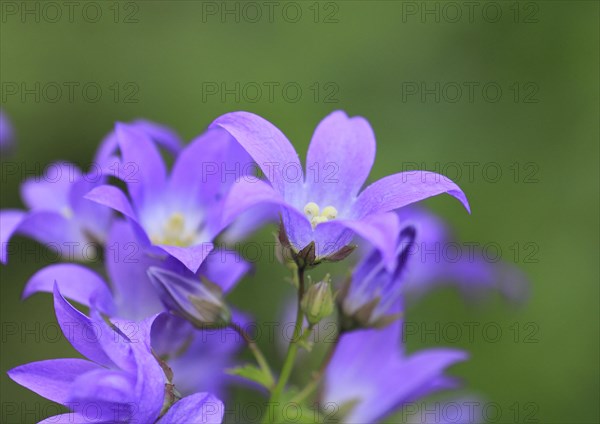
[[1, 1, 598, 423]]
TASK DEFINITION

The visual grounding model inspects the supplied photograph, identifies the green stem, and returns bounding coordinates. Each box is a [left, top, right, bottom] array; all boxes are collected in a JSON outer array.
[[290, 329, 341, 405], [265, 266, 306, 422], [228, 321, 274, 387]]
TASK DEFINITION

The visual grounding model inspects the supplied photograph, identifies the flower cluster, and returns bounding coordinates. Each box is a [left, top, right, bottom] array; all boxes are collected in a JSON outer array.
[[2, 110, 527, 423]]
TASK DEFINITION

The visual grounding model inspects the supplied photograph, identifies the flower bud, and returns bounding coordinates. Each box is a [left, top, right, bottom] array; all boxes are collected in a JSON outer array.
[[147, 267, 231, 328], [301, 278, 334, 326]]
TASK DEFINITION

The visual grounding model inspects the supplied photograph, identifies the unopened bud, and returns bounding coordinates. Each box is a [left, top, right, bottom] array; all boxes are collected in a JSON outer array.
[[147, 267, 231, 328], [301, 278, 334, 326]]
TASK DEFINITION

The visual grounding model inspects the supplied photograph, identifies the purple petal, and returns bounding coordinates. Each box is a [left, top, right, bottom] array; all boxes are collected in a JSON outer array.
[[7, 359, 100, 406], [305, 111, 376, 208], [38, 413, 92, 423], [157, 393, 224, 424], [210, 111, 303, 199], [23, 264, 115, 314], [324, 321, 468, 422], [115, 122, 168, 211], [315, 212, 400, 266], [90, 314, 137, 373], [221, 178, 315, 253], [353, 171, 470, 217], [0, 209, 26, 263], [221, 178, 285, 230], [398, 207, 529, 304], [20, 162, 79, 212], [199, 248, 251, 293], [67, 369, 137, 422], [369, 349, 468, 422], [130, 332, 166, 423], [158, 243, 214, 274], [147, 267, 222, 323], [279, 206, 316, 253], [95, 119, 182, 167], [220, 202, 279, 243], [105, 220, 164, 320], [131, 119, 183, 155], [68, 176, 112, 242], [84, 185, 138, 222], [0, 108, 15, 150], [169, 128, 252, 210], [13, 210, 89, 260], [53, 284, 113, 367]]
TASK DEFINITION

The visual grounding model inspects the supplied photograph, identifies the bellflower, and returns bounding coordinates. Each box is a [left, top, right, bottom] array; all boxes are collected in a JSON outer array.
[[323, 312, 467, 423], [211, 111, 470, 264], [0, 162, 112, 264], [0, 108, 14, 151], [8, 285, 224, 423], [23, 219, 249, 398], [339, 224, 416, 328], [85, 122, 259, 272], [94, 119, 183, 169], [398, 207, 529, 304]]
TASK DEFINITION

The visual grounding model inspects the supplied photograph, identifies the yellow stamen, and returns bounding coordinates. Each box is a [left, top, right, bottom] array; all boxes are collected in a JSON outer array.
[[303, 202, 339, 228], [321, 206, 338, 220], [152, 213, 195, 247], [304, 202, 320, 218]]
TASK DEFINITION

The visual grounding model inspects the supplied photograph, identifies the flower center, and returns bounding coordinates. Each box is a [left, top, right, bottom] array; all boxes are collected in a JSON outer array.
[[303, 202, 338, 228], [151, 212, 196, 247]]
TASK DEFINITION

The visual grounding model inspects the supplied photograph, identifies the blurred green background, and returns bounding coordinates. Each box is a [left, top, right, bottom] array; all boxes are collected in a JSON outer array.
[[1, 1, 598, 423]]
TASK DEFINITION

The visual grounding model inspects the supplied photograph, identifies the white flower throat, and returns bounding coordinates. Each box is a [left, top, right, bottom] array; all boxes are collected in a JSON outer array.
[[304, 202, 338, 228], [151, 212, 196, 247]]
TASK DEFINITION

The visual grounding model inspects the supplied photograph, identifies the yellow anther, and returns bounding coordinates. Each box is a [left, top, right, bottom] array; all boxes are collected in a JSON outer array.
[[304, 202, 320, 218], [311, 216, 328, 227], [165, 213, 185, 236], [321, 206, 338, 220], [304, 202, 339, 228], [153, 213, 195, 247]]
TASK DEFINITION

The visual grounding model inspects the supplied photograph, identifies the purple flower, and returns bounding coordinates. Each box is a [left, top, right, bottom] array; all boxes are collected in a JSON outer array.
[[85, 122, 259, 273], [211, 111, 469, 264], [398, 207, 529, 304], [0, 162, 112, 264], [8, 285, 224, 423], [22, 219, 250, 398], [0, 108, 14, 151], [339, 224, 416, 328], [94, 119, 183, 169], [323, 315, 467, 423], [151, 313, 247, 400]]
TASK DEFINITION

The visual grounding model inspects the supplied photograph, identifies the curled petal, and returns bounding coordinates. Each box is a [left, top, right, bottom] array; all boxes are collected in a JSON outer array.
[[84, 185, 137, 221], [53, 284, 113, 367], [353, 171, 470, 217], [23, 264, 114, 314]]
